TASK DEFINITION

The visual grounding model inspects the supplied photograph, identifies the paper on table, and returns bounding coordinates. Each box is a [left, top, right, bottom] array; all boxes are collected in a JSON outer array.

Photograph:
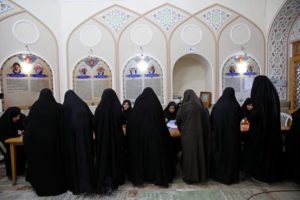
[[167, 120, 177, 129]]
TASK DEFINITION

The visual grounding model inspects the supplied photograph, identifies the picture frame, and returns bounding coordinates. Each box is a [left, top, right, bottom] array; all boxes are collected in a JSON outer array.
[[200, 91, 212, 108]]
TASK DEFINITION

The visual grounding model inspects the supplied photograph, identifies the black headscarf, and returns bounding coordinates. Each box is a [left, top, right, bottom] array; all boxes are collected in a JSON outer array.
[[94, 88, 124, 194], [0, 107, 22, 142], [241, 98, 253, 116], [241, 98, 258, 125], [127, 87, 173, 187], [62, 90, 95, 194], [249, 75, 283, 183], [164, 101, 177, 122], [210, 87, 242, 184], [24, 88, 66, 196], [121, 99, 132, 125]]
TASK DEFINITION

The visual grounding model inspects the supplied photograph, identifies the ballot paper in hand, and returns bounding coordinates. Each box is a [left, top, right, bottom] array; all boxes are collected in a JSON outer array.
[[167, 120, 177, 129]]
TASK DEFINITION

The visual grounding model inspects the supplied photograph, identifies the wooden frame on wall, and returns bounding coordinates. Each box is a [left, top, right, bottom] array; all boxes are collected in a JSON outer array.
[[289, 55, 300, 112], [293, 41, 300, 57], [200, 91, 212, 108]]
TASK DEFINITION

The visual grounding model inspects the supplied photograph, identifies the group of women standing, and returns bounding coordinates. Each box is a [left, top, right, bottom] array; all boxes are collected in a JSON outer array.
[[20, 87, 177, 196], [0, 75, 299, 197], [176, 75, 294, 185]]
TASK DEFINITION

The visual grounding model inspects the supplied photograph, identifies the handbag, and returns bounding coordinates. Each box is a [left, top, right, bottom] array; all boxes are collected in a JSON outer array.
[[169, 128, 181, 137]]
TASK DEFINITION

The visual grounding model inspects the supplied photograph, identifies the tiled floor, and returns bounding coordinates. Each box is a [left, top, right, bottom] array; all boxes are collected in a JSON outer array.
[[0, 163, 300, 200]]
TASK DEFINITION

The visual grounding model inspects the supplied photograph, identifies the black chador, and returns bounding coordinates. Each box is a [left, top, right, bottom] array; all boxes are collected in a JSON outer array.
[[24, 88, 66, 196], [249, 75, 283, 183], [127, 87, 174, 187], [210, 87, 242, 185], [94, 89, 125, 194], [176, 90, 209, 183], [62, 90, 95, 194]]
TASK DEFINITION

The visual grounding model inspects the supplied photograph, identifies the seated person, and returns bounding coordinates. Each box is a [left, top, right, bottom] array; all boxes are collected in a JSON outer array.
[[0, 107, 27, 176]]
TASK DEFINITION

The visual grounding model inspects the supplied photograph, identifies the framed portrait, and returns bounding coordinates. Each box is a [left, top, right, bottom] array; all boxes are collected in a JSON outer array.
[[200, 91, 212, 108], [1, 53, 53, 110], [73, 56, 112, 106]]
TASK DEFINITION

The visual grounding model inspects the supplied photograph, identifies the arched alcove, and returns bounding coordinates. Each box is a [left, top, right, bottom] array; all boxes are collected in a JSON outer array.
[[73, 56, 112, 105], [1, 53, 53, 110], [222, 54, 260, 104], [268, 0, 300, 101], [123, 55, 164, 103], [173, 54, 212, 98], [0, 1, 60, 103]]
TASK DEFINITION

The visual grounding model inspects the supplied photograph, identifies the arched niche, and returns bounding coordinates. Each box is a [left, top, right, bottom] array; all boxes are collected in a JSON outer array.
[[123, 55, 164, 103], [173, 54, 212, 98], [1, 53, 53, 110], [67, 20, 116, 91], [0, 2, 60, 100], [73, 56, 112, 105], [218, 16, 265, 103], [268, 0, 300, 100], [222, 54, 260, 104]]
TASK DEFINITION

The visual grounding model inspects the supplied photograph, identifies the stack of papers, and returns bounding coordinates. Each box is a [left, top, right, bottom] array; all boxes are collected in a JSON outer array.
[[167, 120, 177, 129]]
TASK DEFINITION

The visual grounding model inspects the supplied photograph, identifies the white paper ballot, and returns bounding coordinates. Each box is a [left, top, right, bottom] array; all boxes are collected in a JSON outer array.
[[167, 120, 177, 129]]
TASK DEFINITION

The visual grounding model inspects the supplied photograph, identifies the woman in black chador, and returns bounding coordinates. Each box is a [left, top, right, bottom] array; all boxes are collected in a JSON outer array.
[[176, 90, 209, 183], [127, 87, 174, 187], [121, 99, 132, 137], [24, 88, 66, 196], [249, 75, 283, 183], [164, 101, 177, 122], [164, 101, 180, 177], [94, 89, 125, 194], [241, 98, 255, 119], [62, 90, 95, 194], [286, 108, 300, 184], [240, 98, 258, 174], [0, 107, 27, 176], [210, 87, 242, 185], [121, 99, 132, 127]]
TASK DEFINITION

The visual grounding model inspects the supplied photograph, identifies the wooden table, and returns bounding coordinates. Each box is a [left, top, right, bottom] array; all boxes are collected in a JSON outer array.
[[241, 126, 291, 133], [4, 136, 23, 186]]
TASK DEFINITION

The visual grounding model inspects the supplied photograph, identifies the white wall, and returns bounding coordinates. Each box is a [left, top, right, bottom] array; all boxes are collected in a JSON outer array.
[[0, 0, 286, 106], [219, 17, 265, 96], [119, 18, 167, 102], [11, 0, 286, 43], [68, 19, 116, 89], [0, 12, 60, 99], [170, 17, 216, 101], [11, 0, 61, 38], [14, 0, 284, 36], [265, 0, 286, 35]]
